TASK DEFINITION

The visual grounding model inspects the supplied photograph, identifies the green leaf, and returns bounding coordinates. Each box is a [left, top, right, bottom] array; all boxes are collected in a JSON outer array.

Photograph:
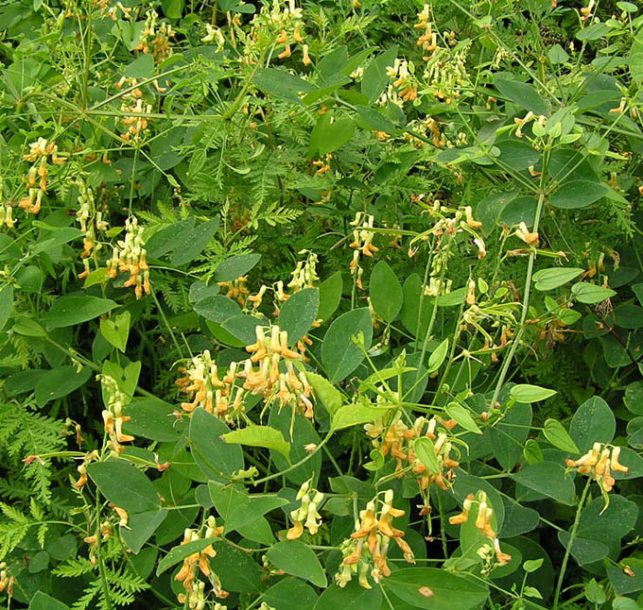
[[42, 296, 118, 329], [121, 509, 168, 554], [32, 227, 83, 254], [170, 218, 219, 266], [369, 261, 402, 323], [306, 372, 343, 416], [571, 282, 616, 304], [222, 425, 290, 460], [310, 113, 356, 156], [278, 288, 319, 344], [263, 578, 319, 610], [510, 384, 556, 403], [214, 253, 262, 282], [624, 381, 643, 416], [34, 366, 92, 407], [161, 0, 184, 19], [189, 408, 244, 482], [87, 460, 159, 512], [427, 338, 449, 373], [0, 284, 14, 333], [210, 542, 262, 592], [445, 402, 482, 434], [550, 180, 609, 209], [361, 46, 398, 103], [532, 267, 584, 291], [156, 536, 219, 575], [222, 314, 261, 344], [332, 403, 389, 431], [318, 271, 343, 321], [123, 54, 155, 79], [252, 68, 316, 104], [208, 482, 288, 531], [569, 396, 615, 453], [314, 582, 382, 610], [413, 437, 440, 474], [543, 419, 580, 454], [100, 310, 131, 352], [322, 308, 373, 383], [194, 295, 242, 323], [266, 540, 327, 587], [29, 592, 69, 610], [513, 462, 575, 505], [494, 76, 547, 115], [384, 568, 489, 610], [489, 402, 532, 471], [124, 398, 180, 442]]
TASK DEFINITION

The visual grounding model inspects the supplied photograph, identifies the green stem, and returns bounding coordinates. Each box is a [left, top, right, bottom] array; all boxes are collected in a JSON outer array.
[[553, 480, 592, 609]]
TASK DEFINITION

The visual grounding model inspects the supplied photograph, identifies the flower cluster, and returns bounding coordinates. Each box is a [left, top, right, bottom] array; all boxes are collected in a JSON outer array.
[[176, 350, 245, 422], [20, 137, 66, 215], [76, 179, 109, 279], [0, 562, 14, 596], [565, 443, 628, 495], [176, 517, 227, 607], [0, 177, 14, 229], [422, 40, 471, 104], [336, 490, 415, 589], [107, 216, 151, 299], [288, 250, 319, 292], [415, 4, 438, 60], [287, 479, 324, 539], [349, 212, 379, 288], [100, 375, 134, 455], [134, 10, 175, 62], [382, 59, 418, 105], [449, 491, 512, 572], [242, 325, 314, 418], [365, 414, 460, 492], [218, 276, 250, 305], [116, 77, 154, 142], [72, 450, 100, 491], [256, 0, 308, 63]]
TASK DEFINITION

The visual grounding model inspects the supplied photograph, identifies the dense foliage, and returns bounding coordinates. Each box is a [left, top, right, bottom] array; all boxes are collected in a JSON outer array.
[[0, 0, 641, 609]]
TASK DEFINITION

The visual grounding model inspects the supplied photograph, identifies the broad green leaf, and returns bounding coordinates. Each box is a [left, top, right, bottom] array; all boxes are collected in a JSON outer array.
[[569, 396, 615, 453], [123, 54, 155, 78], [222, 425, 290, 460], [510, 384, 556, 403], [494, 76, 548, 114], [318, 271, 343, 321], [214, 253, 262, 282], [208, 482, 289, 531], [543, 419, 580, 454], [188, 280, 220, 304], [170, 218, 219, 267], [266, 540, 327, 587], [160, 0, 184, 19], [87, 460, 159, 512], [34, 366, 92, 407], [194, 295, 241, 323], [607, 558, 643, 596], [310, 113, 355, 156], [532, 267, 584, 291], [210, 542, 262, 592], [427, 338, 449, 373], [100, 310, 131, 352], [306, 372, 343, 415], [0, 284, 14, 333], [156, 536, 219, 575], [361, 46, 398, 103], [445, 402, 482, 434], [121, 509, 168, 554], [28, 592, 69, 610], [321, 308, 373, 383], [512, 462, 575, 505], [43, 296, 118, 329], [571, 282, 616, 304], [354, 105, 398, 134], [278, 288, 319, 344], [413, 437, 440, 474], [252, 68, 316, 103], [629, 28, 643, 84], [384, 568, 489, 610], [489, 402, 532, 471], [314, 582, 382, 610], [221, 314, 261, 344], [550, 180, 609, 209], [624, 381, 643, 416], [263, 578, 319, 610], [332, 403, 389, 431], [369, 261, 402, 323], [124, 398, 180, 442], [32, 227, 83, 254], [189, 408, 244, 482]]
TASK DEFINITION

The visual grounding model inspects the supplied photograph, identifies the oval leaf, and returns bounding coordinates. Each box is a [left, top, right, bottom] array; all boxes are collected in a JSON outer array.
[[369, 261, 402, 323]]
